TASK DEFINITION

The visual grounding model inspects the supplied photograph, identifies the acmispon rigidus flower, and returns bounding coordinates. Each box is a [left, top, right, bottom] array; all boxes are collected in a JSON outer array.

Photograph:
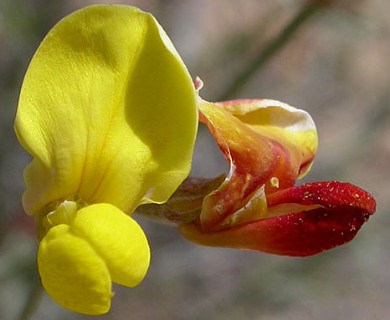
[[139, 80, 376, 256], [15, 5, 197, 315]]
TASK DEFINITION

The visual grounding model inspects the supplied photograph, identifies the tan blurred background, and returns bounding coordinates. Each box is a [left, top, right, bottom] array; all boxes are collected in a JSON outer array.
[[0, 0, 389, 319]]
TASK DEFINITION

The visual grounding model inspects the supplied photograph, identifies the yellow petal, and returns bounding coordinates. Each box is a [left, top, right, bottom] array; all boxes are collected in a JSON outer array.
[[15, 5, 198, 215], [38, 224, 111, 315], [216, 99, 318, 178], [72, 203, 150, 287]]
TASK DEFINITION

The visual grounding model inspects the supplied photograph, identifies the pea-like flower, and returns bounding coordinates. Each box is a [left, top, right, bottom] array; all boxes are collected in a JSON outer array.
[[140, 80, 376, 256], [15, 5, 197, 315]]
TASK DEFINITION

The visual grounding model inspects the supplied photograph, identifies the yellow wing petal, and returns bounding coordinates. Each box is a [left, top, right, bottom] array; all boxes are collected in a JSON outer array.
[[38, 224, 112, 315], [15, 5, 198, 215], [72, 203, 150, 287]]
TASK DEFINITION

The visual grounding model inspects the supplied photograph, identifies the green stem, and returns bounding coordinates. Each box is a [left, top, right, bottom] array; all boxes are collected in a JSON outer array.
[[219, 4, 322, 101], [17, 274, 42, 320]]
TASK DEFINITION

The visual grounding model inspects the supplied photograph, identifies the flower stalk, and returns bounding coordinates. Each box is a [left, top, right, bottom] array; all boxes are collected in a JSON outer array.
[[219, 4, 322, 100]]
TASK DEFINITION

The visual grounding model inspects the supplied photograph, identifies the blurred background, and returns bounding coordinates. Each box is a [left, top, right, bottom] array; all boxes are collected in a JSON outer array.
[[0, 0, 389, 319]]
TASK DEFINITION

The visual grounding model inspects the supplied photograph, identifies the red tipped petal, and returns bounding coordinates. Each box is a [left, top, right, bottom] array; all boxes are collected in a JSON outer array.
[[180, 182, 375, 256], [180, 209, 369, 256], [267, 181, 376, 213]]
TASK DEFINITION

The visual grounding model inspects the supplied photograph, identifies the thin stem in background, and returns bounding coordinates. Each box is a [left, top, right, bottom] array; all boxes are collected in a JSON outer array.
[[17, 273, 42, 320], [218, 4, 322, 101]]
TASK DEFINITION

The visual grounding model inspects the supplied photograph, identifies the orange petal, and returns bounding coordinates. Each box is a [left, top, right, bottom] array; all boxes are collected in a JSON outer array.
[[199, 100, 300, 231]]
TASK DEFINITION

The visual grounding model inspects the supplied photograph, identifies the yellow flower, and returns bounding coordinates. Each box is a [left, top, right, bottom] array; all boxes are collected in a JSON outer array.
[[15, 5, 197, 315]]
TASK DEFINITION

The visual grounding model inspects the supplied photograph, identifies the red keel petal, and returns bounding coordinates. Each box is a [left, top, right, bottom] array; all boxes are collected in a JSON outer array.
[[180, 182, 375, 256], [267, 181, 376, 213]]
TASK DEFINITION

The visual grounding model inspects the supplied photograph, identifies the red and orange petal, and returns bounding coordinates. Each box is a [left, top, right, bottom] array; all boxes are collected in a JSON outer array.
[[179, 181, 376, 256], [198, 101, 308, 231]]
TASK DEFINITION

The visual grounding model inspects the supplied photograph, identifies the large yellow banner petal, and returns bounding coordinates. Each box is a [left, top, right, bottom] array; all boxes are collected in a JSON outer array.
[[15, 5, 198, 215]]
